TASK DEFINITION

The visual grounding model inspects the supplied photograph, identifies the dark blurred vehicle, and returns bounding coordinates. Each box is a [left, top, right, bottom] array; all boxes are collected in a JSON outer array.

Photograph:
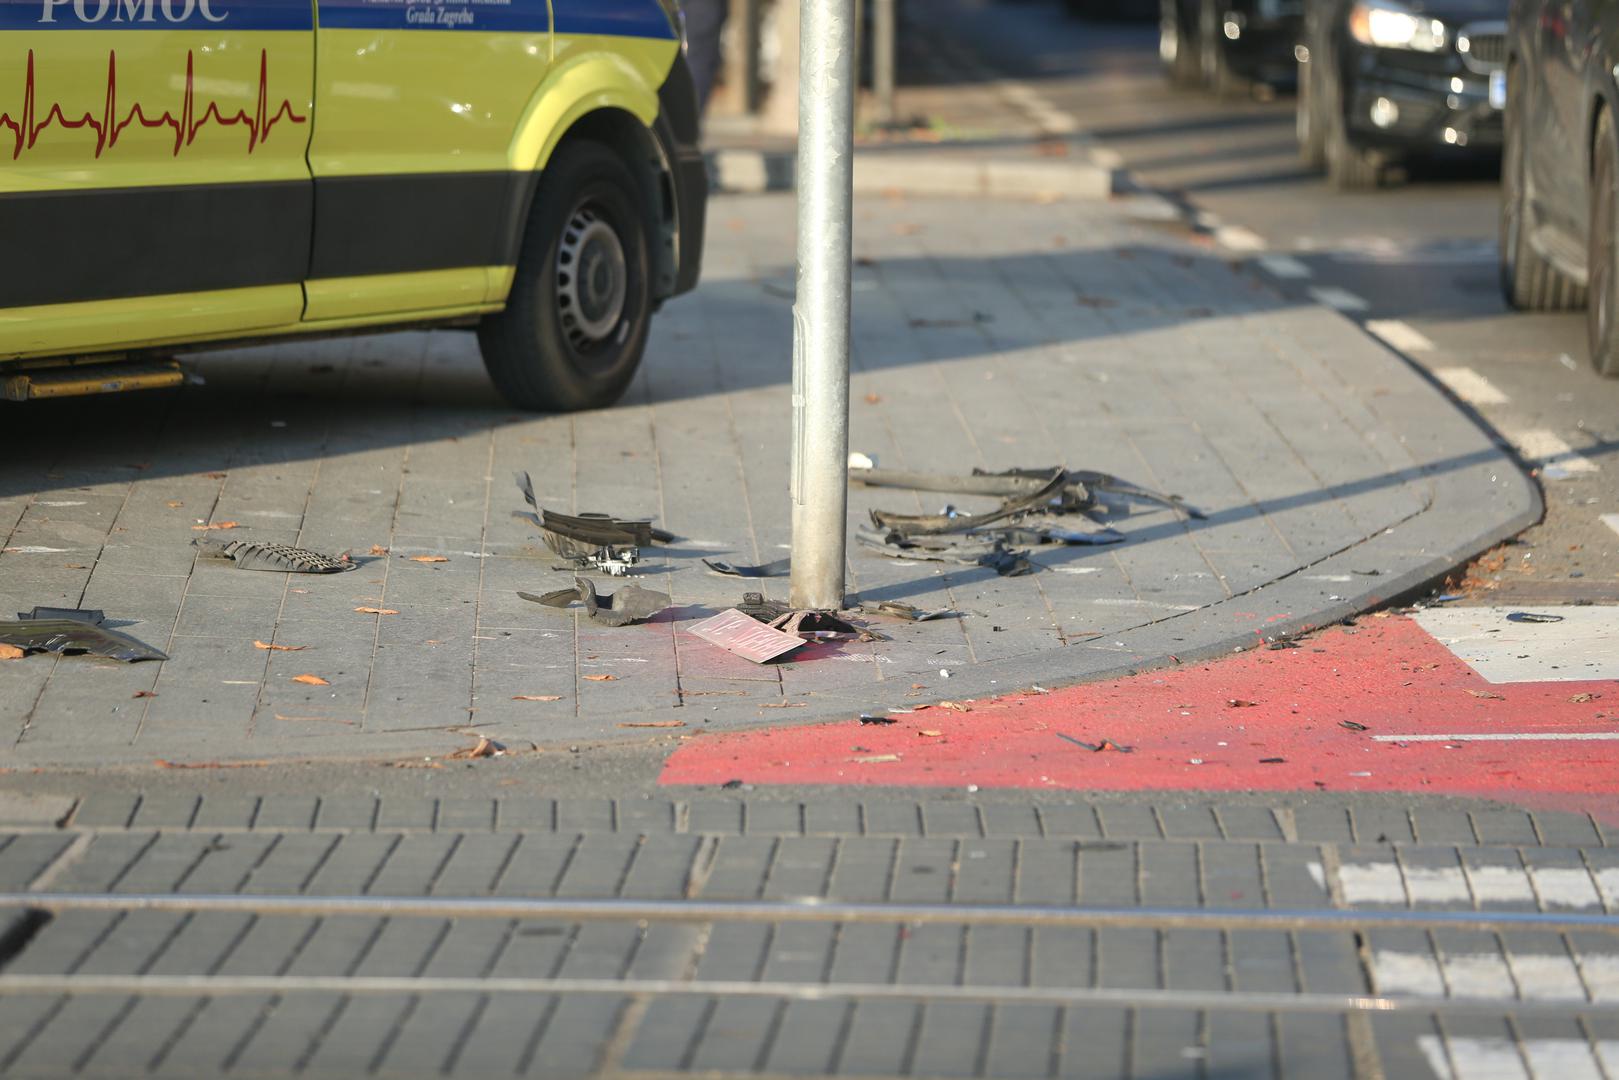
[[1296, 0, 1506, 188], [1499, 0, 1619, 375], [1160, 0, 1303, 93], [1064, 0, 1158, 21]]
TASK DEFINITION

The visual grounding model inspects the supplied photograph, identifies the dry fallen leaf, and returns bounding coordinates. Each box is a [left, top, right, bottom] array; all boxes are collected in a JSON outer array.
[[853, 753, 901, 764], [132, 691, 157, 699], [513, 694, 563, 702], [618, 720, 686, 728], [939, 701, 971, 713], [407, 555, 449, 563], [1570, 692, 1601, 704], [292, 674, 330, 686], [192, 521, 242, 531], [1226, 699, 1259, 708], [583, 674, 617, 682], [0, 644, 24, 661], [354, 607, 399, 616], [254, 640, 308, 652], [1465, 689, 1506, 700], [450, 736, 504, 760], [918, 730, 944, 738], [863, 392, 883, 405], [369, 544, 389, 556], [165, 500, 183, 509]]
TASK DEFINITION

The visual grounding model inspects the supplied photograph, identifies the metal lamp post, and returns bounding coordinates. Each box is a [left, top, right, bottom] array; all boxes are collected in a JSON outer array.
[[789, 0, 857, 612]]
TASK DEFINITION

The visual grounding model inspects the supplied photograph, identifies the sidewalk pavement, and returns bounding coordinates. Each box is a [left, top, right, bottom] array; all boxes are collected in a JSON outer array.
[[0, 174, 1534, 768]]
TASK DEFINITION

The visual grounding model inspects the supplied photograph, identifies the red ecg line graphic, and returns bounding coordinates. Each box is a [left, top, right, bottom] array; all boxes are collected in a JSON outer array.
[[1, 48, 307, 159]]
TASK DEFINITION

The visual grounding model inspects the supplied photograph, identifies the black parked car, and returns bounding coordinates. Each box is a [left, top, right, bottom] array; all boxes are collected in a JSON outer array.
[[1296, 0, 1507, 188], [1501, 0, 1619, 375], [1160, 0, 1303, 94]]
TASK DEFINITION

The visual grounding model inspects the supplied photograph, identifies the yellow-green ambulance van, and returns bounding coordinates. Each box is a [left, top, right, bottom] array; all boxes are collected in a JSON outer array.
[[0, 0, 707, 410]]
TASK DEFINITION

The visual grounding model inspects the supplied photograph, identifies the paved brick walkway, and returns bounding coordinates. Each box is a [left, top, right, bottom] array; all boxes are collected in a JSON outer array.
[[0, 185, 1529, 766]]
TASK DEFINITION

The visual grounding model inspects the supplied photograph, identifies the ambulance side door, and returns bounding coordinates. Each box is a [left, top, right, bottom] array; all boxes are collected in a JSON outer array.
[[0, 0, 316, 358]]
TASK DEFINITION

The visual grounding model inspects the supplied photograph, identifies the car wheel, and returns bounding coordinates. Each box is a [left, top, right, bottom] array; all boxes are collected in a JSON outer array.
[[1587, 110, 1619, 376], [1325, 101, 1380, 190], [1296, 56, 1326, 169], [1199, 0, 1248, 97], [1160, 0, 1201, 85], [479, 140, 653, 412], [1500, 67, 1585, 312]]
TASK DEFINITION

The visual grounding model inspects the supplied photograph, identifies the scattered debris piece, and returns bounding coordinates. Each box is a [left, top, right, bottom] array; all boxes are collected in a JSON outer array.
[[132, 690, 157, 698], [690, 609, 804, 663], [583, 674, 618, 682], [938, 701, 971, 713], [859, 714, 898, 725], [940, 668, 952, 678], [407, 555, 449, 564], [853, 465, 1205, 527], [513, 471, 671, 576], [860, 600, 954, 622], [513, 695, 563, 702], [1506, 611, 1565, 623], [254, 640, 307, 652], [1267, 641, 1301, 650], [1226, 699, 1259, 708], [721, 779, 744, 790], [918, 729, 944, 738], [768, 609, 861, 636], [521, 579, 670, 627], [848, 451, 877, 470], [618, 720, 686, 728], [1570, 692, 1601, 704], [355, 607, 399, 616], [0, 609, 168, 662], [1259, 757, 1286, 764], [450, 736, 505, 759], [703, 557, 791, 578], [196, 539, 356, 573], [1339, 720, 1370, 731], [191, 521, 242, 531], [292, 674, 330, 686], [1465, 689, 1506, 700], [853, 753, 901, 763], [1057, 733, 1133, 752]]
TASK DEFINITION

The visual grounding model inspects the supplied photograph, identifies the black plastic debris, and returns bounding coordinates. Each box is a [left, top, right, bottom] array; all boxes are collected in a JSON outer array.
[[737, 592, 793, 624], [519, 579, 669, 627], [0, 609, 168, 662], [859, 714, 898, 725], [1506, 611, 1565, 624], [194, 539, 357, 574], [1056, 733, 1133, 753], [853, 465, 1205, 531], [513, 471, 672, 576], [860, 601, 954, 622], [1339, 720, 1369, 731], [703, 557, 791, 578]]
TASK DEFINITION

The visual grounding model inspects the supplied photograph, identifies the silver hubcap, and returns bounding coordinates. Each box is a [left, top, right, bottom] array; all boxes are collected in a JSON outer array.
[[557, 206, 627, 349]]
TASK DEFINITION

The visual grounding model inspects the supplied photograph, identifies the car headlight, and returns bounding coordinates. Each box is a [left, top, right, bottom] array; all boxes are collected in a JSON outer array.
[[1348, 0, 1448, 51]]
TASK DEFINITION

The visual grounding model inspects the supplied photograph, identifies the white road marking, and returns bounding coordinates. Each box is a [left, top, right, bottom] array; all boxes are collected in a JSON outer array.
[[1434, 366, 1510, 406], [1371, 951, 1446, 995], [1337, 861, 1408, 904], [1510, 429, 1600, 478], [1306, 861, 1327, 891], [1578, 954, 1619, 1000], [1366, 319, 1436, 353], [1438, 953, 1517, 998], [1593, 867, 1619, 910], [1463, 864, 1537, 906], [1507, 952, 1587, 1000], [1373, 733, 1619, 742], [1402, 866, 1473, 905], [1308, 285, 1369, 312], [1411, 605, 1619, 683], [1, 546, 71, 554], [1523, 1039, 1607, 1080], [1601, 513, 1619, 539], [1529, 867, 1604, 909], [1215, 225, 1266, 252], [1257, 254, 1312, 279]]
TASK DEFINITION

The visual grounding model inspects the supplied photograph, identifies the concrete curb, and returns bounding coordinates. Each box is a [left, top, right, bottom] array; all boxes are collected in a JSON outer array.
[[707, 147, 1118, 200]]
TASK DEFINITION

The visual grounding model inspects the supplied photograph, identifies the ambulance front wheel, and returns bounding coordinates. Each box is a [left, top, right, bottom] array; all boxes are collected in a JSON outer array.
[[479, 140, 653, 412]]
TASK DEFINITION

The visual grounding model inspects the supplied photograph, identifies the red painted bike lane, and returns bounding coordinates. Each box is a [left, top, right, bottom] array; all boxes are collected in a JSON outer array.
[[661, 615, 1619, 821]]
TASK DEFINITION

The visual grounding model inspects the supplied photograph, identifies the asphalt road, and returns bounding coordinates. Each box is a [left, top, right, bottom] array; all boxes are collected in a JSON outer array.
[[931, 0, 1619, 605]]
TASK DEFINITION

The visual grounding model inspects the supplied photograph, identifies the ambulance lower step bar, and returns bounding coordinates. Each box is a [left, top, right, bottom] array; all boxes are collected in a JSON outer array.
[[2, 358, 185, 401]]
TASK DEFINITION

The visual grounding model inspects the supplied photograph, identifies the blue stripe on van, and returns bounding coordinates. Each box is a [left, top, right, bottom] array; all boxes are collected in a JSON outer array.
[[0, 0, 311, 30], [552, 0, 674, 39]]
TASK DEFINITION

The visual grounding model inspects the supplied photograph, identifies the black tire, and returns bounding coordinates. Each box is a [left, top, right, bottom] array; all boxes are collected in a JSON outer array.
[[1324, 101, 1381, 190], [1160, 0, 1201, 86], [1500, 67, 1586, 312], [1587, 110, 1619, 376], [1199, 0, 1249, 97], [1296, 56, 1326, 169], [478, 140, 653, 412]]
